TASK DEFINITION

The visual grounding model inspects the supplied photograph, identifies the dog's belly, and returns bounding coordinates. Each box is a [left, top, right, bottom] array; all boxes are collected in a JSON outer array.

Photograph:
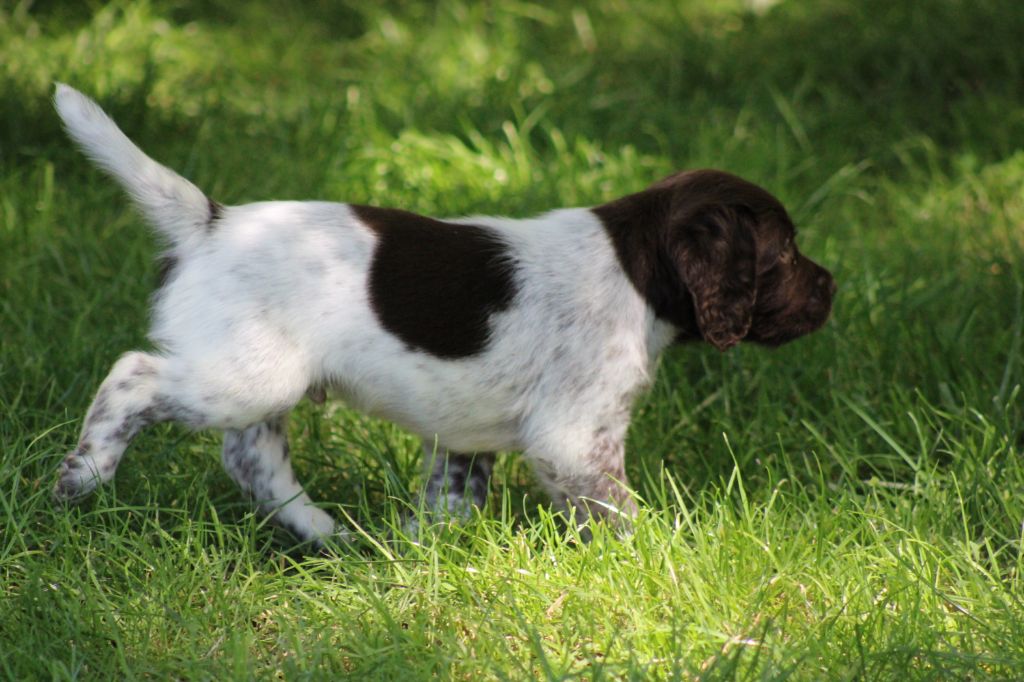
[[328, 367, 525, 452], [384, 407, 521, 453]]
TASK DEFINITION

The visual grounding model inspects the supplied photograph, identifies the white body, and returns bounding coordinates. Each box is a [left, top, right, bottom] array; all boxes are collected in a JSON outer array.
[[153, 200, 674, 457], [52, 84, 674, 542]]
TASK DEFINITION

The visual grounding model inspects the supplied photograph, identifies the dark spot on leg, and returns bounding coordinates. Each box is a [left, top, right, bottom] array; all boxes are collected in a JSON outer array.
[[426, 451, 495, 510], [130, 359, 157, 378], [88, 388, 112, 424], [108, 399, 179, 444]]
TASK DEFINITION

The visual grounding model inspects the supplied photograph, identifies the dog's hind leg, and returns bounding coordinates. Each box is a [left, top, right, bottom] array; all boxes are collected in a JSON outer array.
[[405, 443, 495, 536], [221, 415, 339, 545], [421, 446, 495, 518], [54, 351, 200, 501]]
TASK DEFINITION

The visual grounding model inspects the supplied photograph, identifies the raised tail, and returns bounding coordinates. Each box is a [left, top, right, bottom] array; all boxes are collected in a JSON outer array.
[[53, 83, 218, 249]]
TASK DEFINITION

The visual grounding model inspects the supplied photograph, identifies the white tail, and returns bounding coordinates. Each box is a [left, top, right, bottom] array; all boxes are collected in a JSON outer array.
[[53, 83, 216, 250]]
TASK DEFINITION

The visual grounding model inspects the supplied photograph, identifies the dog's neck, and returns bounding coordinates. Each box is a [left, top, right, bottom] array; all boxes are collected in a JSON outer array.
[[593, 190, 703, 344]]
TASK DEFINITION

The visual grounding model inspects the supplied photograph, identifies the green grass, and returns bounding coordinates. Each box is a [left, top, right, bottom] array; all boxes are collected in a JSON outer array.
[[2, 0, 1023, 678]]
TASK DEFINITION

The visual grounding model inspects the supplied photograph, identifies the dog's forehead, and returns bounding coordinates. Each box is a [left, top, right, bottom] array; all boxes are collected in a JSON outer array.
[[661, 170, 797, 252], [756, 209, 796, 242], [656, 170, 791, 221]]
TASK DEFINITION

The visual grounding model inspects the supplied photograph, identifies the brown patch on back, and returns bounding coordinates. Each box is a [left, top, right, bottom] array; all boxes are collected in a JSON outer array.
[[352, 205, 518, 359]]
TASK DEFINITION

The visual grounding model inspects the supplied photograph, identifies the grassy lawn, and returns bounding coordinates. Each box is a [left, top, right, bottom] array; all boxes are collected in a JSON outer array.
[[2, 0, 1023, 678]]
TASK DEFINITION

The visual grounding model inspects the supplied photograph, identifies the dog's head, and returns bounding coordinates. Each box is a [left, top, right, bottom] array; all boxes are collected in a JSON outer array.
[[596, 169, 835, 350]]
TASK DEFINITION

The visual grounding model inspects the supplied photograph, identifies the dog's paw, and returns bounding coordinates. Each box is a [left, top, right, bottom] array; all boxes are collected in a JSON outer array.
[[52, 449, 103, 502], [401, 503, 477, 542], [312, 527, 356, 555], [275, 506, 352, 551]]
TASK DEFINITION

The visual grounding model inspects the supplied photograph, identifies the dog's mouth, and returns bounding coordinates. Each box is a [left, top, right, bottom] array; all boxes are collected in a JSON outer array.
[[747, 284, 834, 347], [747, 311, 830, 347]]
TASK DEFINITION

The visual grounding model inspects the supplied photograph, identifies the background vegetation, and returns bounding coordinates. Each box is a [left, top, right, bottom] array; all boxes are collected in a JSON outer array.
[[2, 0, 1022, 678]]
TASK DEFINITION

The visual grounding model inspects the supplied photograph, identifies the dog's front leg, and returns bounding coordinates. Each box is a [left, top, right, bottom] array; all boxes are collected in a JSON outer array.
[[421, 444, 495, 517], [530, 431, 638, 536], [405, 442, 495, 536]]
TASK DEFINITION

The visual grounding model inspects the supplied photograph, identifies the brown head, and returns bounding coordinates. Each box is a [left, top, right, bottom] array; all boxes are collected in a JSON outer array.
[[594, 169, 834, 350]]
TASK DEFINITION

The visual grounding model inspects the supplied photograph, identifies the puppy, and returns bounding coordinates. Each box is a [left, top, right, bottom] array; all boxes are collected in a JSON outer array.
[[52, 84, 834, 544]]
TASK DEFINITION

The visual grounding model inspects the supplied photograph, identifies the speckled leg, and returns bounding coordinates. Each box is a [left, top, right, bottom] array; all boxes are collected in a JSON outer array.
[[54, 352, 196, 501], [423, 448, 495, 517], [531, 434, 637, 536], [406, 443, 495, 535], [221, 414, 340, 544]]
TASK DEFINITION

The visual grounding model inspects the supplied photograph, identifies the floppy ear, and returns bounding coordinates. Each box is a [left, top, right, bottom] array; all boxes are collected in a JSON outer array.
[[671, 204, 757, 351]]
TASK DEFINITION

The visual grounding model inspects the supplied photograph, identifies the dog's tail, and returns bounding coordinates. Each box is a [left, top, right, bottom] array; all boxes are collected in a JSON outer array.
[[53, 83, 218, 249]]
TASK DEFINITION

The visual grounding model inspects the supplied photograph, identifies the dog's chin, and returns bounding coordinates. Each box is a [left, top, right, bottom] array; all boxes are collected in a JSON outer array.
[[746, 313, 831, 348]]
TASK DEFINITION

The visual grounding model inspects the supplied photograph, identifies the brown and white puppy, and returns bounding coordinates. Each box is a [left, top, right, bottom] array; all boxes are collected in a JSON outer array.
[[53, 84, 834, 544]]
